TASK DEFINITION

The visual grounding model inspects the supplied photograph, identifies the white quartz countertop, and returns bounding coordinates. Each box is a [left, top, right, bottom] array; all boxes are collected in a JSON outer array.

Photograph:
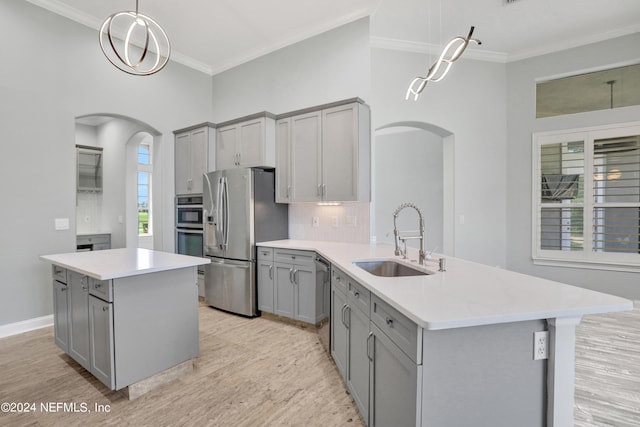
[[258, 240, 633, 330], [40, 248, 210, 280]]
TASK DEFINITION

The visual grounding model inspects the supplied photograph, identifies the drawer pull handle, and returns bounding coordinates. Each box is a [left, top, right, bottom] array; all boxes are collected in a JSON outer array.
[[385, 317, 394, 327]]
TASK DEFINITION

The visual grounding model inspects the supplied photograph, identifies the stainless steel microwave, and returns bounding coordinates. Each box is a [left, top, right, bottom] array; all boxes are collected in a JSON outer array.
[[175, 195, 203, 228]]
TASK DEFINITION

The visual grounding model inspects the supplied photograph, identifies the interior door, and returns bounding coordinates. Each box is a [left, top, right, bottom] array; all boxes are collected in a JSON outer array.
[[222, 168, 253, 261]]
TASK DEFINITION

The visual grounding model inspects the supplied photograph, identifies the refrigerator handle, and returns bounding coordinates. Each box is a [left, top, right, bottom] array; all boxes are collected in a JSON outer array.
[[216, 177, 224, 250], [222, 176, 230, 250]]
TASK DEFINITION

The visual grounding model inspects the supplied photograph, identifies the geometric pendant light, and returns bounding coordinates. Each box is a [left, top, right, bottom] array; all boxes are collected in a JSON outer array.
[[406, 26, 481, 101], [99, 0, 171, 76]]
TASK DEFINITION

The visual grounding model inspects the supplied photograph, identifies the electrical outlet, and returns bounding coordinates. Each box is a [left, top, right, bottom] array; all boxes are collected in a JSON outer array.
[[331, 216, 339, 228], [533, 331, 549, 360]]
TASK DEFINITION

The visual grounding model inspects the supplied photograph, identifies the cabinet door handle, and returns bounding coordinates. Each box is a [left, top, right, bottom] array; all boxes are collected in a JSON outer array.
[[289, 267, 294, 283], [238, 153, 241, 165], [268, 265, 273, 280], [322, 184, 326, 196], [317, 184, 322, 196], [294, 269, 299, 284], [385, 317, 394, 327], [367, 331, 374, 361], [287, 185, 291, 198], [81, 276, 88, 291], [341, 304, 349, 328]]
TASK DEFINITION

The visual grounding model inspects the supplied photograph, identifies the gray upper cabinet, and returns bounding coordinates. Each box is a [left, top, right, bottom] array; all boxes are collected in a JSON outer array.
[[216, 114, 275, 170], [276, 99, 371, 203], [174, 123, 216, 195], [76, 145, 103, 192]]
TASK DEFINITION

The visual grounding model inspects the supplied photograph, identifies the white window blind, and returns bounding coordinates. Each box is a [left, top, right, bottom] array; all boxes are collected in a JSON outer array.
[[533, 122, 640, 271]]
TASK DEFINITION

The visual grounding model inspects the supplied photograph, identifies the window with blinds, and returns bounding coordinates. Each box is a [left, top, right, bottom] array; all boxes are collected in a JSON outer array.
[[533, 122, 640, 271]]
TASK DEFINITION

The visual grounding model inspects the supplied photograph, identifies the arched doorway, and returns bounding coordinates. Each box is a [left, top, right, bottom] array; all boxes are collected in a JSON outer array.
[[74, 114, 162, 250], [373, 121, 454, 256]]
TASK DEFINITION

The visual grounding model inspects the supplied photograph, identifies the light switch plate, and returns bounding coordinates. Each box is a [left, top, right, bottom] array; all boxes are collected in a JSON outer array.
[[54, 218, 70, 230]]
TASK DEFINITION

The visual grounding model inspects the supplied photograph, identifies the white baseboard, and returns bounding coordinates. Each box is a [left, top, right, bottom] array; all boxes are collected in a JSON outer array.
[[0, 315, 53, 339]]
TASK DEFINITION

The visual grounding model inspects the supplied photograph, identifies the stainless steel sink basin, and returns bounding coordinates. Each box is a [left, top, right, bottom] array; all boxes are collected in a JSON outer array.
[[354, 259, 432, 277]]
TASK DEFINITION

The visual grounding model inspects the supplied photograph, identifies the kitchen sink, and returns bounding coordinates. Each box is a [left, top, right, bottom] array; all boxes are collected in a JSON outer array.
[[354, 259, 432, 277]]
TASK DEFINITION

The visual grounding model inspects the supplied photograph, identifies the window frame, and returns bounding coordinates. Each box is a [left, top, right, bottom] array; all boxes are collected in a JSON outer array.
[[532, 121, 640, 272], [137, 141, 153, 237]]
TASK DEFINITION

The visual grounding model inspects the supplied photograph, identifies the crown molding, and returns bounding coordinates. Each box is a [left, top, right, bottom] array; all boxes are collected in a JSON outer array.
[[370, 36, 508, 63]]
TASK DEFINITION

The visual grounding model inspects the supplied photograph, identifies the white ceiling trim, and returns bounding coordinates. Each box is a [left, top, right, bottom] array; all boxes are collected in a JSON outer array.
[[370, 36, 508, 63], [506, 24, 640, 62]]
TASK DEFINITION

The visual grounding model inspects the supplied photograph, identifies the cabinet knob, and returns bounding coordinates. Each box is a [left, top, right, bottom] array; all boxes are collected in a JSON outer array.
[[354, 291, 360, 298], [102, 306, 108, 312], [385, 317, 394, 326], [61, 287, 67, 292], [95, 283, 102, 289]]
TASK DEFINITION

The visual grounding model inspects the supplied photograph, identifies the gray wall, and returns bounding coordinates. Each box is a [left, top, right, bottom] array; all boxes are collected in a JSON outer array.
[[211, 17, 371, 122], [0, 1, 213, 326], [506, 33, 640, 300], [374, 128, 444, 252], [371, 48, 508, 267]]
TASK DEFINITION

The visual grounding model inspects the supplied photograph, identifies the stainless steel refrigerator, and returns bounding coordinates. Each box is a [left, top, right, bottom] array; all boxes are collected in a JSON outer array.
[[203, 168, 288, 316]]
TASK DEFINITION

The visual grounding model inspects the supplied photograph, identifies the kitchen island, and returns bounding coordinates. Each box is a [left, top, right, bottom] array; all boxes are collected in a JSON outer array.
[[258, 240, 633, 427], [40, 248, 209, 399]]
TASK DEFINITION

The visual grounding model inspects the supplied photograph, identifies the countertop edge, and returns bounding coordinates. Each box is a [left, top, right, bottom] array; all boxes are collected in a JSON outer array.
[[258, 240, 634, 330]]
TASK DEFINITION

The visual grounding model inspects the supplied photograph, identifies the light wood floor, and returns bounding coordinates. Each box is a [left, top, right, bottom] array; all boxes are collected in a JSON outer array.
[[1, 303, 638, 426]]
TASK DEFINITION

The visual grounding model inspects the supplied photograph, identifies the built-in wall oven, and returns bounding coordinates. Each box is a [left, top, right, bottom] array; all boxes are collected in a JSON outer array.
[[175, 195, 204, 273]]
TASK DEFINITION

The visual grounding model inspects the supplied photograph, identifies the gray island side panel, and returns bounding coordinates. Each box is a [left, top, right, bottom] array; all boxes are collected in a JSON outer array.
[[113, 267, 199, 390]]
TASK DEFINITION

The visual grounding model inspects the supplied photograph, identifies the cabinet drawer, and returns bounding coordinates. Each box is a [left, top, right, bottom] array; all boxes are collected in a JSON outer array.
[[52, 265, 67, 283], [371, 294, 419, 363], [257, 247, 273, 260], [331, 267, 349, 295], [348, 279, 370, 316], [273, 248, 314, 265], [89, 278, 113, 302], [77, 234, 110, 246]]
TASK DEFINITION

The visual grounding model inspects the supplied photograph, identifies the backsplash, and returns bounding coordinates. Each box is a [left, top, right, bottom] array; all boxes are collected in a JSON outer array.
[[288, 202, 370, 243]]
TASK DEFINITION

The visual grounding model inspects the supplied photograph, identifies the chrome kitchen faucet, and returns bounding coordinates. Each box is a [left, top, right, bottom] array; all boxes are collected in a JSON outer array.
[[393, 203, 426, 265]]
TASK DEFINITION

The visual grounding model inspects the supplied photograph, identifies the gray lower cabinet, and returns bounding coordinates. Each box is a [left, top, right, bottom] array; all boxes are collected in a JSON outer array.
[[88, 295, 115, 389], [257, 247, 275, 313], [52, 280, 69, 352], [331, 267, 371, 423], [331, 266, 421, 427], [51, 264, 198, 391], [68, 271, 91, 371], [266, 248, 324, 324], [369, 322, 419, 427]]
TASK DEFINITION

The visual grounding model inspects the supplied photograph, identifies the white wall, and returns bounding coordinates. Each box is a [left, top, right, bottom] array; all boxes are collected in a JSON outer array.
[[0, 1, 213, 327], [506, 33, 640, 300], [372, 48, 508, 267]]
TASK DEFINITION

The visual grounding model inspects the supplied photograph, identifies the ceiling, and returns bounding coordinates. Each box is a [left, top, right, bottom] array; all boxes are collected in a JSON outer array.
[[27, 0, 640, 75]]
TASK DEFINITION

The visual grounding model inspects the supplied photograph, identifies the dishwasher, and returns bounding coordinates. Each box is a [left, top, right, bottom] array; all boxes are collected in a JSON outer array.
[[315, 254, 331, 354]]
